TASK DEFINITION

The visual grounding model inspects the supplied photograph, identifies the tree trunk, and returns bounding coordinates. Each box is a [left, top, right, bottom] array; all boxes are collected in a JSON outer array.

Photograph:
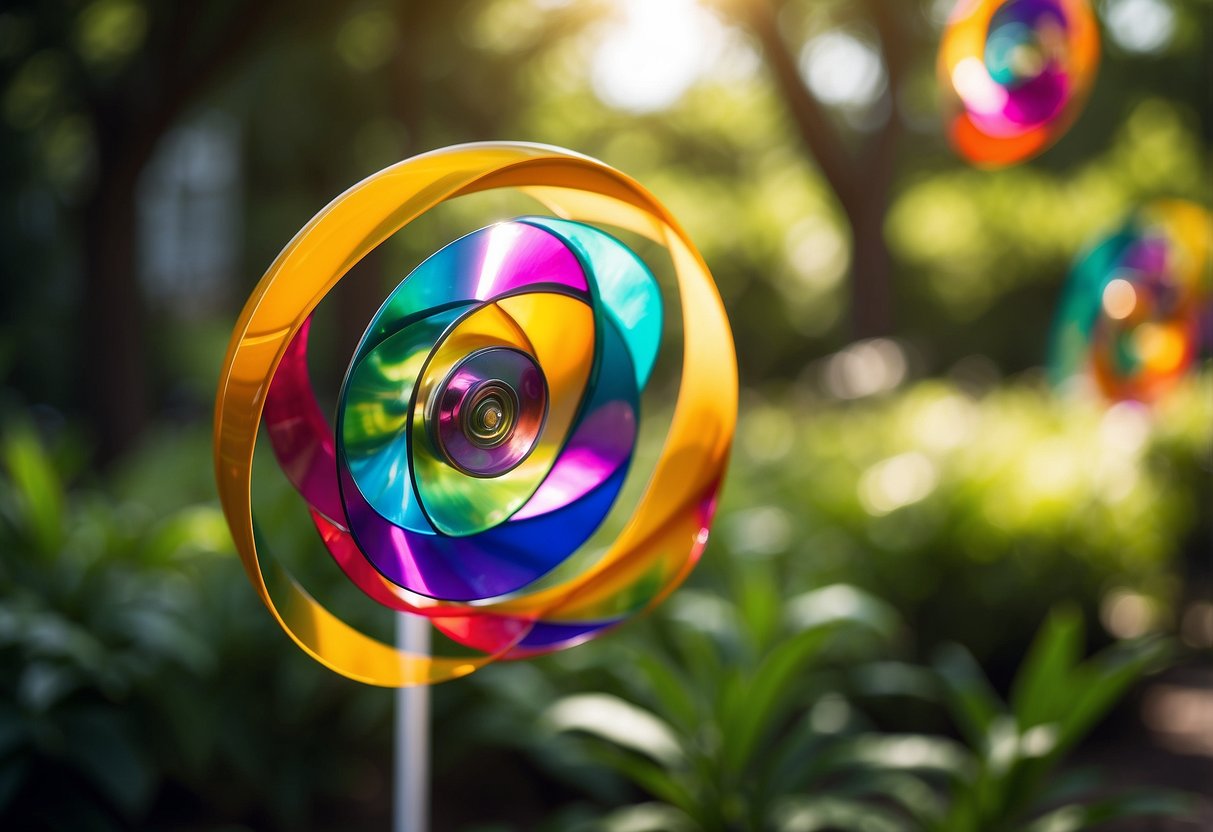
[[738, 0, 907, 341], [846, 194, 894, 338], [81, 151, 146, 465], [73, 2, 302, 463]]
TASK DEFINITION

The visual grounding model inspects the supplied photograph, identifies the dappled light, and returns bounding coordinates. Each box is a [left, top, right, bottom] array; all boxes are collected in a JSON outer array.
[[821, 338, 908, 399], [1103, 0, 1177, 54], [799, 30, 887, 112]]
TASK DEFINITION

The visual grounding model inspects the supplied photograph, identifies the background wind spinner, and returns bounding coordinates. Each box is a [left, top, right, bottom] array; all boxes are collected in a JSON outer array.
[[1049, 200, 1210, 402], [940, 0, 1100, 167]]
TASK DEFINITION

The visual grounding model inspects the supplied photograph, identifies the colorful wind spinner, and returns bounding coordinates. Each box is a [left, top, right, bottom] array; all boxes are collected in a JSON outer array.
[[213, 143, 736, 686], [1049, 200, 1210, 403], [939, 0, 1099, 167]]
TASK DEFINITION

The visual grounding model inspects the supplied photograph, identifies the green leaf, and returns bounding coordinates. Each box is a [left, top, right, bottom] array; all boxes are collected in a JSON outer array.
[[626, 648, 701, 735], [774, 794, 908, 832], [665, 597, 730, 684], [584, 744, 700, 819], [1010, 607, 1084, 728], [851, 661, 940, 701], [18, 660, 81, 712], [938, 781, 983, 832], [720, 585, 904, 776], [2, 424, 65, 555], [594, 802, 699, 832], [756, 709, 834, 801], [1023, 790, 1195, 831], [145, 505, 235, 561], [833, 769, 948, 828], [832, 733, 973, 780], [1032, 766, 1101, 806], [720, 624, 837, 774], [933, 643, 1003, 750], [1054, 637, 1170, 755], [785, 585, 900, 642], [544, 693, 684, 766], [737, 566, 784, 653]]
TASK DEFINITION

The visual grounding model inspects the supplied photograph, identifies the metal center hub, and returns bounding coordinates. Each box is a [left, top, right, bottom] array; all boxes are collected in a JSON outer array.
[[429, 347, 548, 478], [462, 381, 518, 449]]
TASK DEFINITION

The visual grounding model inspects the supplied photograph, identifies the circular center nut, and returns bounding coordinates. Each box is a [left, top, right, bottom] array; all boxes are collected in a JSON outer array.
[[480, 403, 501, 430], [463, 382, 518, 448], [429, 347, 548, 478]]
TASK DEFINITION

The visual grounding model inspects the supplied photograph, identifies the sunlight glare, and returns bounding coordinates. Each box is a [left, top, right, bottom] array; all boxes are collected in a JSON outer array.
[[1104, 0, 1176, 54], [799, 30, 886, 110], [859, 452, 938, 515], [590, 0, 723, 113]]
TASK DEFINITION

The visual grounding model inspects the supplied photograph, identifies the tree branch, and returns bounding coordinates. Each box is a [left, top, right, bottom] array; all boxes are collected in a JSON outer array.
[[858, 0, 910, 195], [741, 0, 862, 215], [733, 0, 911, 337]]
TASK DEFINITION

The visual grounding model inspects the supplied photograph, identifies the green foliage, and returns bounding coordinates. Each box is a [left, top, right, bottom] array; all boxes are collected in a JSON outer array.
[[902, 609, 1194, 832], [1, 365, 1207, 828], [887, 98, 1209, 326], [0, 421, 216, 826], [0, 421, 396, 830], [722, 372, 1212, 665], [538, 579, 915, 832], [525, 604, 1192, 832]]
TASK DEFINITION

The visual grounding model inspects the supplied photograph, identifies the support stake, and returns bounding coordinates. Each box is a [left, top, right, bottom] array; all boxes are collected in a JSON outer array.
[[394, 614, 430, 832]]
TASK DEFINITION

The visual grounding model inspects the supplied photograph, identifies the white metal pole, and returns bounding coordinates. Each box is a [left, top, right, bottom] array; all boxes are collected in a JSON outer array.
[[394, 613, 431, 832]]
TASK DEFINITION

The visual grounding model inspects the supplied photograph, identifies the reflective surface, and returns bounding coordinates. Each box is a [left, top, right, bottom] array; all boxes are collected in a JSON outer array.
[[430, 349, 545, 478], [213, 143, 737, 686], [1049, 200, 1210, 402], [939, 0, 1099, 167]]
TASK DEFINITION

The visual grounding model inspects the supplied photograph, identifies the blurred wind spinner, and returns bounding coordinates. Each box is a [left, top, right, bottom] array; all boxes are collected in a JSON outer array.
[[213, 143, 736, 686], [1049, 200, 1210, 402], [939, 0, 1099, 167]]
